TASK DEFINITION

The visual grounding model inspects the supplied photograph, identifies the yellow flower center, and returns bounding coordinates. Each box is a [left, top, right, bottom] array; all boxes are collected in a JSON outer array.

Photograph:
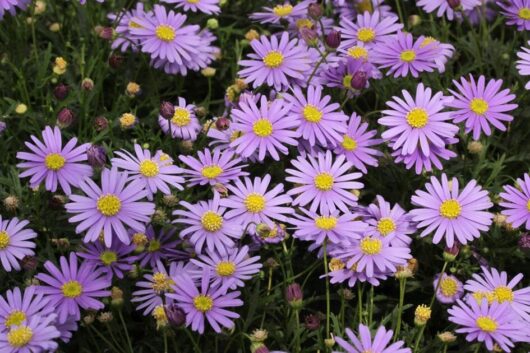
[[360, 237, 383, 255], [439, 199, 462, 219], [119, 113, 136, 127], [472, 291, 495, 305], [527, 199, 530, 212], [193, 294, 214, 312], [314, 173, 334, 191], [272, 4, 293, 17], [357, 27, 375, 42], [171, 108, 191, 127], [132, 232, 148, 246], [315, 216, 338, 230], [469, 98, 489, 115], [5, 311, 26, 328], [139, 160, 159, 177], [476, 316, 498, 333], [376, 217, 396, 236], [44, 153, 66, 171], [200, 211, 224, 232], [263, 50, 284, 68], [147, 239, 161, 252], [96, 194, 122, 217], [400, 49, 416, 62], [406, 108, 429, 128], [244, 193, 266, 213], [100, 251, 118, 266], [152, 272, 174, 293], [420, 36, 437, 48], [128, 20, 142, 29], [296, 18, 313, 29], [216, 261, 236, 276], [61, 280, 83, 298], [519, 7, 530, 20], [347, 46, 369, 60], [341, 135, 358, 151], [493, 286, 514, 303], [7, 326, 33, 347], [415, 305, 432, 322], [230, 130, 244, 142], [303, 104, 323, 123], [0, 230, 10, 249], [329, 258, 345, 271], [155, 25, 176, 42], [252, 119, 273, 137], [201, 165, 223, 179], [342, 74, 353, 89], [152, 305, 168, 323], [440, 277, 458, 297]]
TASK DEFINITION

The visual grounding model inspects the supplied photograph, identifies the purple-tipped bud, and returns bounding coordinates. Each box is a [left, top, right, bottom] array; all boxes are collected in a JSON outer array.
[[443, 243, 460, 262], [215, 117, 230, 131], [86, 145, 107, 169], [254, 346, 270, 353], [304, 314, 321, 330], [160, 101, 175, 119], [165, 304, 186, 326], [285, 283, 303, 309], [325, 30, 341, 49], [300, 27, 319, 46], [94, 116, 109, 132], [447, 0, 461, 9], [350, 71, 368, 90], [519, 233, 530, 251], [307, 3, 323, 19], [56, 108, 75, 128], [99, 27, 114, 40], [108, 54, 124, 69], [53, 83, 69, 100], [21, 256, 38, 271]]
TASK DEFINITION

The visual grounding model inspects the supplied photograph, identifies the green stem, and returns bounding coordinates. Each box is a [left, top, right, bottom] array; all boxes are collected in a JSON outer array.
[[368, 285, 374, 326], [412, 325, 426, 353], [357, 285, 363, 325], [183, 328, 201, 353], [323, 240, 331, 340], [89, 325, 123, 353], [294, 309, 301, 353], [472, 343, 482, 353], [163, 330, 168, 353], [395, 0, 405, 26], [307, 51, 329, 86], [393, 278, 407, 341], [118, 310, 133, 353]]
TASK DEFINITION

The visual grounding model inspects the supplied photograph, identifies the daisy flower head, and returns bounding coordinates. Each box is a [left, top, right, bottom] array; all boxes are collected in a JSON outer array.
[[410, 174, 493, 247], [107, 2, 145, 52], [162, 0, 220, 14], [16, 125, 93, 195], [498, 0, 530, 31], [230, 96, 299, 161], [250, 1, 311, 24], [135, 225, 182, 268], [0, 0, 30, 20], [77, 240, 138, 280], [417, 0, 481, 21], [283, 85, 348, 148], [167, 269, 243, 333], [65, 167, 155, 246], [448, 75, 518, 140], [35, 252, 111, 323], [159, 97, 201, 141], [238, 31, 312, 90], [516, 41, 530, 89], [0, 286, 52, 332], [499, 173, 530, 230], [0, 216, 37, 272], [333, 324, 411, 353], [433, 273, 464, 304], [220, 174, 293, 232], [321, 57, 378, 94], [112, 144, 184, 200], [179, 148, 248, 186], [0, 314, 60, 353], [191, 245, 262, 291], [338, 10, 403, 49], [334, 112, 383, 173], [378, 83, 458, 157], [174, 192, 243, 255]]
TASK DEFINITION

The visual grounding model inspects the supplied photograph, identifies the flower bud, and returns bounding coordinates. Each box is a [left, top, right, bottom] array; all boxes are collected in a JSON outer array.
[[51, 238, 70, 250], [108, 54, 124, 69], [324, 336, 335, 348], [94, 115, 108, 131], [304, 314, 321, 330], [300, 27, 319, 46], [194, 106, 207, 118], [153, 305, 168, 329], [83, 314, 95, 326], [53, 83, 69, 100], [119, 113, 137, 129], [21, 256, 38, 271], [447, 0, 461, 9], [111, 287, 124, 306], [253, 346, 269, 353], [49, 194, 67, 209], [87, 145, 107, 169], [3, 195, 19, 212], [56, 108, 75, 128], [162, 194, 179, 207], [180, 140, 194, 152], [126, 82, 141, 97], [164, 304, 186, 327], [53, 57, 67, 75], [414, 305, 431, 326], [15, 103, 28, 115], [99, 27, 114, 40], [159, 101, 175, 119], [338, 288, 354, 300], [97, 312, 113, 323], [408, 14, 422, 28], [285, 283, 303, 309], [307, 3, 323, 19], [437, 331, 457, 343], [249, 328, 268, 343], [152, 209, 167, 225], [49, 23, 61, 32], [245, 29, 260, 41], [325, 30, 341, 49], [467, 141, 483, 154], [518, 233, 530, 252], [215, 116, 230, 131], [207, 18, 219, 29], [201, 67, 216, 77], [81, 78, 94, 91], [443, 244, 460, 262], [34, 0, 46, 15], [264, 257, 279, 269], [350, 71, 368, 90]]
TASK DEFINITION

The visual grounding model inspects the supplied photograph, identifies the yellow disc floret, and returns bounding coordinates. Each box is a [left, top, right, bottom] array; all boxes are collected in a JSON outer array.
[[376, 217, 396, 236], [341, 135, 358, 151], [171, 108, 191, 127], [0, 230, 10, 249], [272, 4, 293, 17], [469, 98, 489, 115], [97, 194, 122, 217], [315, 216, 338, 231], [201, 165, 223, 179], [357, 27, 375, 42], [476, 316, 498, 332], [193, 294, 214, 312], [314, 172, 334, 191], [155, 25, 176, 42], [347, 46, 369, 60], [44, 153, 66, 171], [7, 326, 33, 347], [440, 277, 458, 297], [151, 272, 174, 293], [439, 199, 462, 219], [216, 261, 236, 276], [61, 280, 83, 298], [519, 7, 530, 20], [5, 311, 26, 328], [100, 251, 118, 266], [303, 105, 323, 123], [493, 286, 514, 303], [244, 193, 266, 213], [263, 51, 284, 68], [252, 119, 273, 137], [400, 50, 416, 62], [139, 160, 159, 177], [201, 211, 224, 232], [406, 108, 429, 128], [360, 237, 383, 255]]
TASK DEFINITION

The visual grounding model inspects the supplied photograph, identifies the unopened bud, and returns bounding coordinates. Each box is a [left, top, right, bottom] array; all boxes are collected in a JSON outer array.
[[201, 67, 216, 77], [126, 82, 141, 97], [408, 14, 422, 28], [86, 145, 107, 169], [3, 195, 19, 212], [56, 108, 75, 128], [97, 312, 113, 323], [304, 313, 321, 330], [207, 18, 219, 29], [447, 0, 461, 9], [443, 244, 460, 262], [99, 27, 114, 40], [245, 29, 260, 41], [414, 305, 431, 326], [249, 328, 268, 343], [300, 27, 319, 46], [165, 303, 185, 327], [108, 54, 124, 69], [94, 115, 109, 131], [15, 104, 28, 115], [285, 283, 303, 309], [350, 71, 368, 90], [53, 83, 69, 100], [324, 336, 335, 348], [437, 331, 457, 343], [307, 3, 323, 19], [467, 141, 483, 154], [81, 78, 94, 91], [21, 256, 38, 271], [325, 30, 341, 49], [159, 101, 175, 119], [215, 117, 230, 130]]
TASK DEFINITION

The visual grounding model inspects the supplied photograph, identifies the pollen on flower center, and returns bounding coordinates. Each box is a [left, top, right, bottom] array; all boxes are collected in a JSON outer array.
[[155, 25, 176, 42], [303, 104, 323, 123], [44, 153, 66, 171], [314, 172, 334, 191], [360, 237, 383, 255], [171, 108, 191, 127], [244, 193, 266, 213], [440, 277, 458, 297], [201, 165, 223, 179], [147, 239, 161, 252], [139, 160, 160, 177], [7, 326, 33, 347], [100, 251, 118, 266], [469, 98, 489, 115], [439, 199, 462, 219], [0, 230, 10, 249], [152, 272, 174, 293], [476, 316, 498, 332], [201, 211, 224, 232], [61, 280, 83, 298], [376, 217, 396, 236], [347, 46, 369, 60], [216, 261, 236, 276], [193, 294, 214, 312], [252, 118, 273, 137], [296, 18, 313, 29], [400, 49, 416, 62], [329, 257, 345, 271], [519, 7, 530, 20], [357, 27, 376, 42], [406, 108, 429, 128], [341, 135, 358, 151], [263, 50, 284, 68], [493, 286, 514, 303], [5, 310, 26, 328], [472, 291, 495, 305], [315, 216, 338, 230], [97, 194, 122, 217], [272, 4, 293, 17]]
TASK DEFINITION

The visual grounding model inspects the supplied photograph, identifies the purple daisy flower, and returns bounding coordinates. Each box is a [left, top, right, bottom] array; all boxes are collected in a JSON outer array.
[[238, 31, 312, 90], [35, 252, 111, 323], [333, 324, 411, 353], [338, 10, 403, 49], [286, 150, 363, 214], [77, 240, 138, 280], [112, 144, 184, 200], [448, 299, 528, 352], [516, 41, 530, 89], [433, 273, 464, 304], [230, 96, 299, 161], [0, 286, 52, 332], [497, 0, 530, 31], [191, 245, 262, 291], [220, 175, 294, 232], [108, 2, 145, 52], [135, 225, 183, 268], [65, 167, 155, 246], [16, 126, 93, 195], [417, 0, 481, 20], [250, 1, 311, 24], [378, 83, 458, 157], [162, 0, 220, 14], [0, 314, 60, 353], [448, 75, 518, 140], [167, 269, 243, 333], [174, 192, 243, 255], [159, 97, 201, 141], [409, 174, 493, 247], [0, 216, 37, 272], [321, 57, 378, 93], [283, 85, 348, 148], [499, 173, 530, 230], [334, 112, 383, 173], [179, 148, 248, 186], [0, 0, 29, 20]]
